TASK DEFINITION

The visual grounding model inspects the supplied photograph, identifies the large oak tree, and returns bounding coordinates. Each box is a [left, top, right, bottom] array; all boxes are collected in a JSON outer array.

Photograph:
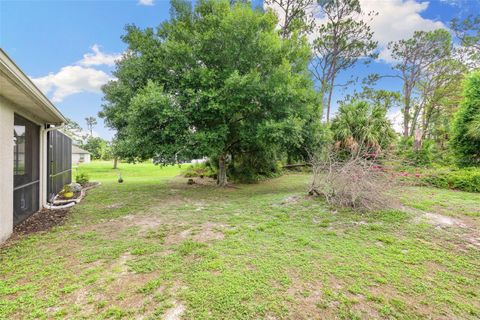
[[101, 0, 319, 186]]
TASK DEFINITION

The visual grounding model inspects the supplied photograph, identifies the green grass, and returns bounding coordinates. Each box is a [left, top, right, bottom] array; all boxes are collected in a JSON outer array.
[[400, 186, 480, 220], [1, 160, 479, 319]]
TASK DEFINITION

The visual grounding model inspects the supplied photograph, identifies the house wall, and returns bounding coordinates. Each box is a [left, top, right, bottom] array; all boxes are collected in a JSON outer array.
[[72, 153, 91, 165], [0, 96, 50, 243], [0, 97, 14, 243]]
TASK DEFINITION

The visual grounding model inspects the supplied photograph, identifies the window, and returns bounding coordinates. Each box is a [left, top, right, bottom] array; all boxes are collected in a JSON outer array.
[[14, 125, 26, 175]]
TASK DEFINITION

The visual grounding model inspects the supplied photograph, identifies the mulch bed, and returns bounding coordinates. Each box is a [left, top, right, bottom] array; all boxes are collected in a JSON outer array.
[[0, 183, 101, 247], [13, 208, 70, 235]]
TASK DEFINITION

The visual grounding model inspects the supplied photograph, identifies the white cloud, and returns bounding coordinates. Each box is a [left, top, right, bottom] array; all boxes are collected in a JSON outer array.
[[31, 44, 120, 102], [32, 65, 113, 102], [439, 0, 462, 6], [78, 44, 121, 67], [138, 0, 154, 6], [387, 109, 403, 133], [359, 0, 446, 63], [267, 0, 446, 63]]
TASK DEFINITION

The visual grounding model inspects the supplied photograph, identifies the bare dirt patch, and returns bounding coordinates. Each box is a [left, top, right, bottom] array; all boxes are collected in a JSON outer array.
[[281, 195, 303, 205], [164, 301, 185, 320], [114, 252, 132, 275], [78, 214, 168, 238], [165, 222, 226, 244], [423, 212, 465, 228], [128, 215, 165, 234], [165, 229, 192, 245], [192, 222, 225, 242], [285, 276, 341, 320], [104, 203, 123, 209], [405, 206, 480, 250], [403, 205, 465, 228], [59, 255, 163, 318]]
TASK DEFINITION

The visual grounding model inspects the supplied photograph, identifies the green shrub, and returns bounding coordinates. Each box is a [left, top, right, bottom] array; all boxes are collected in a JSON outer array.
[[421, 168, 480, 193], [183, 163, 216, 179], [229, 156, 283, 183], [397, 137, 433, 166], [397, 137, 452, 167], [76, 172, 90, 185]]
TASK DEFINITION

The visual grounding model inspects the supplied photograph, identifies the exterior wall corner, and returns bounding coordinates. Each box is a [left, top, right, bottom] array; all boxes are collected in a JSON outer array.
[[0, 99, 14, 243]]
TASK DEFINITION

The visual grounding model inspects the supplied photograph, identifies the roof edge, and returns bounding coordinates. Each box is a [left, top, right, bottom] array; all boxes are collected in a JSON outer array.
[[0, 49, 67, 124], [72, 145, 91, 154]]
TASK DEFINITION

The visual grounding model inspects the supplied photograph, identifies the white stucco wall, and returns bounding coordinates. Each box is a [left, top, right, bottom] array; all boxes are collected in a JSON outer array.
[[0, 98, 14, 243], [0, 97, 49, 243]]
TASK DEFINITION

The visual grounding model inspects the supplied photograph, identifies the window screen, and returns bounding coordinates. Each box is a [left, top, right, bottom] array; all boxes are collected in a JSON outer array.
[[13, 114, 40, 225], [47, 130, 72, 202]]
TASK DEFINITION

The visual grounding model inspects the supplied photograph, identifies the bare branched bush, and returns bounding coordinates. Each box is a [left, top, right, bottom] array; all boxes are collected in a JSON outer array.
[[309, 148, 398, 211]]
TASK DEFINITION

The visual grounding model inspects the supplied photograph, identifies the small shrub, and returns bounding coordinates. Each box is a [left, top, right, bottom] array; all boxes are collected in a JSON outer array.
[[183, 163, 215, 179], [61, 184, 74, 198], [397, 137, 432, 166], [397, 137, 453, 167], [63, 184, 72, 193], [76, 172, 90, 185], [421, 168, 480, 193], [229, 156, 283, 183]]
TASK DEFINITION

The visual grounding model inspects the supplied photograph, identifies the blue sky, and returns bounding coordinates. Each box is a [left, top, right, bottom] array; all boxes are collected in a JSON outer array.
[[1, 0, 478, 139]]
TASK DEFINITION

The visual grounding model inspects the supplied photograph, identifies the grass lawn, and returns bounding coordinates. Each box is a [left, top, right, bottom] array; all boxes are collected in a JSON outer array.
[[1, 161, 479, 319]]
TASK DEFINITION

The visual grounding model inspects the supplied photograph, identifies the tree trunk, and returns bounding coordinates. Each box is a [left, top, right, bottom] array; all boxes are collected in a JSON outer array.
[[409, 108, 419, 137], [113, 157, 118, 169], [287, 153, 293, 165], [403, 112, 409, 137], [403, 85, 411, 137], [318, 82, 327, 120], [413, 128, 422, 152], [422, 106, 434, 140], [326, 77, 335, 123], [217, 154, 227, 187]]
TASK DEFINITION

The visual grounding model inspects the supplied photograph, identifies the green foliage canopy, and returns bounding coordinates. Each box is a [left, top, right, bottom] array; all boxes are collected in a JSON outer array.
[[101, 0, 320, 184], [451, 71, 480, 166], [81, 137, 111, 160]]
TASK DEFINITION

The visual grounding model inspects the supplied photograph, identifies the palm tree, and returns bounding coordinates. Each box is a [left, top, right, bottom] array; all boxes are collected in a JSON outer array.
[[85, 117, 97, 137], [331, 101, 395, 157]]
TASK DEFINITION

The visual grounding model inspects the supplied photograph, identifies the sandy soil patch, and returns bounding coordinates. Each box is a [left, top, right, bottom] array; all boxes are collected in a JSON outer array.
[[164, 301, 185, 320], [405, 206, 480, 250], [165, 222, 226, 245]]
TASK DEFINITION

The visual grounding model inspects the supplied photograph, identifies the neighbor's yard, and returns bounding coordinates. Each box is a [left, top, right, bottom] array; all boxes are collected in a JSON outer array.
[[1, 161, 479, 319]]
